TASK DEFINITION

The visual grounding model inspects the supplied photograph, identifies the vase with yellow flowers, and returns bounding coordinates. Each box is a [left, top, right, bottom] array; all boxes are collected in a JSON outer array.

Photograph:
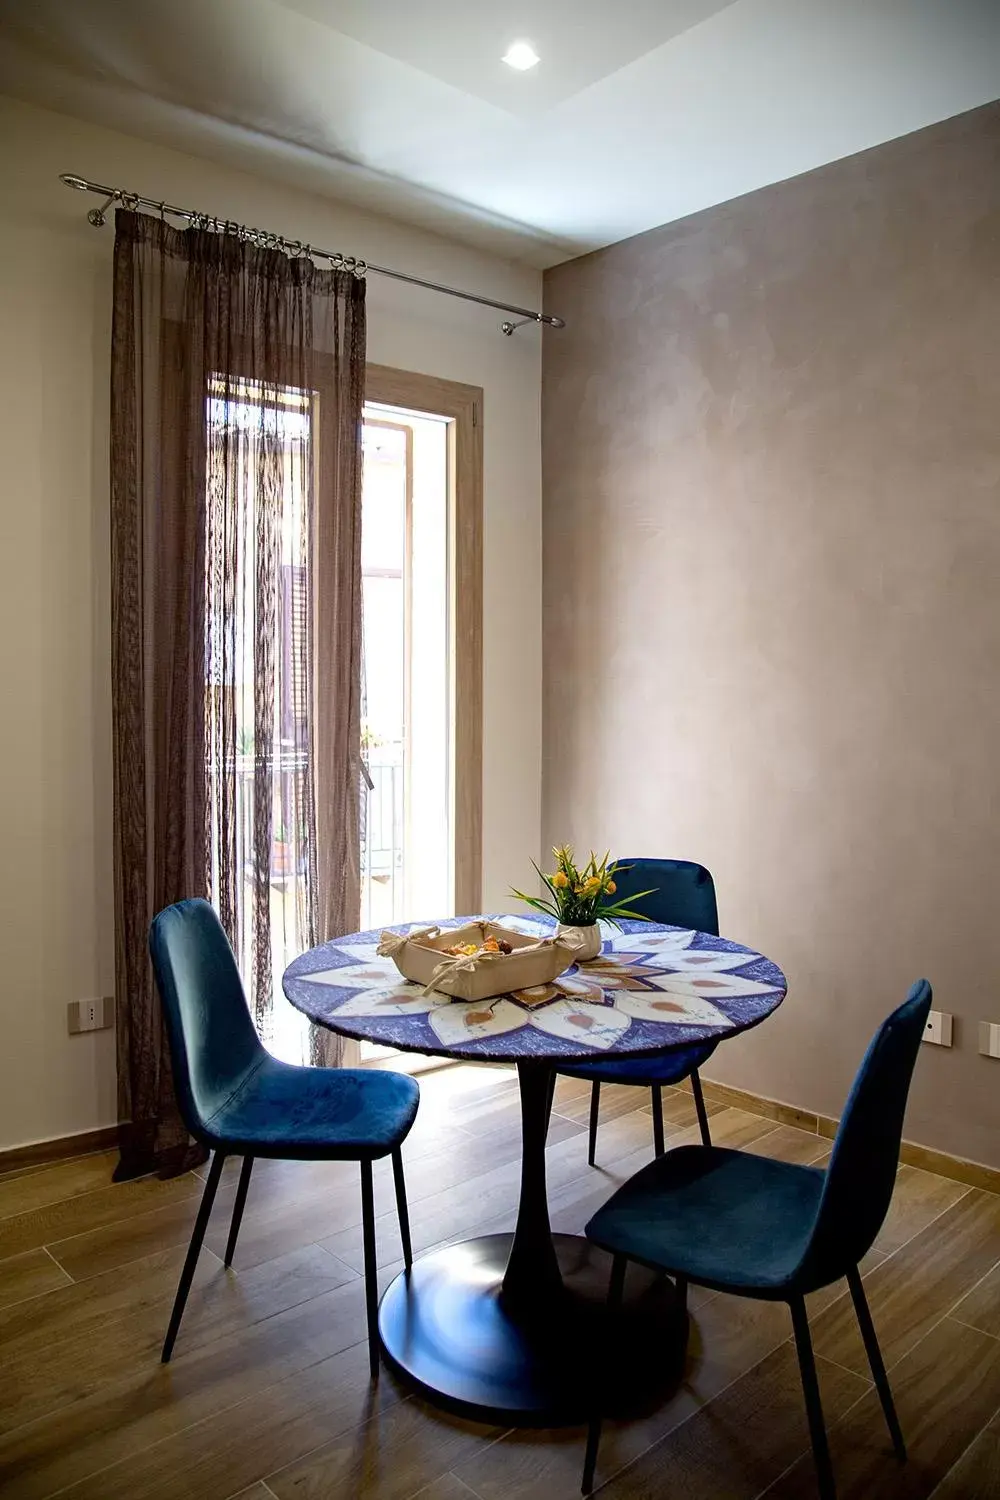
[[510, 847, 654, 962]]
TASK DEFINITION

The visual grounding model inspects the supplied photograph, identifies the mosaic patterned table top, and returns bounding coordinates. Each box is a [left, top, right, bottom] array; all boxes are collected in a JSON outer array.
[[282, 916, 787, 1064]]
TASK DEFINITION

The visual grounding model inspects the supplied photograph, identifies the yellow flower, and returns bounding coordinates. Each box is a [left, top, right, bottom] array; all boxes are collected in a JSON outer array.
[[606, 880, 616, 894], [574, 883, 584, 895], [551, 871, 569, 889]]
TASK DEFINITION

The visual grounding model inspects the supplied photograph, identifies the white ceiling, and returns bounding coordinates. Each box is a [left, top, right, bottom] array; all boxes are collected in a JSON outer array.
[[0, 0, 998, 268], [282, 0, 734, 116]]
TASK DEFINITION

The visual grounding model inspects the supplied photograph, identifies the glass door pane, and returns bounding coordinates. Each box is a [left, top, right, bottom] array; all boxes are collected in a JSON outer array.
[[360, 404, 453, 930]]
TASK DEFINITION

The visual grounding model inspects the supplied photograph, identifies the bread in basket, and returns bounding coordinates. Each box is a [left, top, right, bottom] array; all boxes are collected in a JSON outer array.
[[377, 919, 584, 1002]]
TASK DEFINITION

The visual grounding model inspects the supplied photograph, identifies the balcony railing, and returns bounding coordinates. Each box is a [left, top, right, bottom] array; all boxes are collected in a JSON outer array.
[[362, 743, 405, 929], [216, 742, 404, 1061], [225, 742, 405, 927]]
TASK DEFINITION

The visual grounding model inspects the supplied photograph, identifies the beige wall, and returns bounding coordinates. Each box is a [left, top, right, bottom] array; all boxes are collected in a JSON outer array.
[[0, 95, 542, 1151], [542, 102, 1000, 1168]]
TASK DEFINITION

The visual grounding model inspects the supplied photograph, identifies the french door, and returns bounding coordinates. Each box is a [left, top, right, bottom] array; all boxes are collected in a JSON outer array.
[[203, 365, 483, 1062], [363, 366, 483, 924]]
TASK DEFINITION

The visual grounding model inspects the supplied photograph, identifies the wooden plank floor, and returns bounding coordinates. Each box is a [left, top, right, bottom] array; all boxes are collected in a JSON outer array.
[[0, 1066, 996, 1500]]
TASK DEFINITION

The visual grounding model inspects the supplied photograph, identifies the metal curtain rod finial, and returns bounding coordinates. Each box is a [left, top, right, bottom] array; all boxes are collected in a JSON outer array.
[[58, 172, 566, 334]]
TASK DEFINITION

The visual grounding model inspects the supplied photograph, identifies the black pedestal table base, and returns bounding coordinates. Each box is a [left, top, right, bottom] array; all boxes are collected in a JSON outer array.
[[377, 1061, 689, 1424], [378, 1231, 688, 1423]]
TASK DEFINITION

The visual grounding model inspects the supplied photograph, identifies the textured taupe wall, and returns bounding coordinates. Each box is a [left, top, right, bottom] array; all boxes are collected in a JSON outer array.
[[542, 101, 1000, 1168]]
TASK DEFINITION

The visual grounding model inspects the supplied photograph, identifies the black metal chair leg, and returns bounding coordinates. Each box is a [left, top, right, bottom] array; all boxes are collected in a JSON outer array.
[[360, 1158, 380, 1380], [651, 1084, 665, 1156], [161, 1150, 225, 1363], [691, 1069, 712, 1147], [790, 1297, 837, 1500], [224, 1156, 254, 1267], [582, 1254, 628, 1493], [847, 1265, 906, 1461], [392, 1147, 413, 1271], [588, 1080, 601, 1166], [581, 1418, 601, 1495]]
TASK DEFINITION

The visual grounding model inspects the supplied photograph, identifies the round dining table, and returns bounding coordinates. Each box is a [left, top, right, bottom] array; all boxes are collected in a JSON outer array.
[[283, 915, 787, 1425]]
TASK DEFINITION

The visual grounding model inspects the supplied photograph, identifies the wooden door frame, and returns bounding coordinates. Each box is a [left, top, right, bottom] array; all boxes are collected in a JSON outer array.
[[364, 364, 483, 914]]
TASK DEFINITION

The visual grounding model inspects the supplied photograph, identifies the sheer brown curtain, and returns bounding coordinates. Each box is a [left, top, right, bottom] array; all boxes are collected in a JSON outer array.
[[111, 209, 366, 1179]]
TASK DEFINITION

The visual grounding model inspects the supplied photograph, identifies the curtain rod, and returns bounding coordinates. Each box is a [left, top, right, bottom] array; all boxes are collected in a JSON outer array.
[[59, 173, 565, 336]]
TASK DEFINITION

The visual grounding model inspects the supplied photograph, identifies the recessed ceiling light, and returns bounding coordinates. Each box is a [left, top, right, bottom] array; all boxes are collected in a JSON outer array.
[[503, 40, 540, 71]]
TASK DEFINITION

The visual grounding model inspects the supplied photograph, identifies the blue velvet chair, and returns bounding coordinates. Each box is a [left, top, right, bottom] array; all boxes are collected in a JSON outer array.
[[148, 898, 420, 1376], [557, 859, 720, 1163], [581, 979, 933, 1498]]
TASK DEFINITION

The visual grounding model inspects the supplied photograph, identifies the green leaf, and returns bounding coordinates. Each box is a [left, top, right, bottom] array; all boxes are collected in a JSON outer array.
[[510, 891, 559, 918], [597, 898, 656, 921], [529, 859, 560, 898]]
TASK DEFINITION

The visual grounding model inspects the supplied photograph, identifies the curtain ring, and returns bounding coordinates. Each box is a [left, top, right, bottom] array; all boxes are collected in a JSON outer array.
[[353, 259, 368, 278]]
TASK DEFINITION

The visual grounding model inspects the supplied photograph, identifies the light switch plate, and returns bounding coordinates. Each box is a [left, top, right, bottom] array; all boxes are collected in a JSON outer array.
[[922, 1010, 953, 1047], [68, 996, 114, 1035], [979, 1021, 1000, 1059]]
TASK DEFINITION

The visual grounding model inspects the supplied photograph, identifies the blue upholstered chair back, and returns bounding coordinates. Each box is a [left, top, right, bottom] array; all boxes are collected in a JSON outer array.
[[799, 980, 932, 1287], [614, 858, 719, 936], [149, 898, 265, 1137]]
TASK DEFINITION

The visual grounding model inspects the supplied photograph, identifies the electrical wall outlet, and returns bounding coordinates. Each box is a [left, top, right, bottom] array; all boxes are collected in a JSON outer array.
[[979, 1021, 1000, 1059], [922, 1010, 953, 1047], [67, 996, 114, 1035]]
